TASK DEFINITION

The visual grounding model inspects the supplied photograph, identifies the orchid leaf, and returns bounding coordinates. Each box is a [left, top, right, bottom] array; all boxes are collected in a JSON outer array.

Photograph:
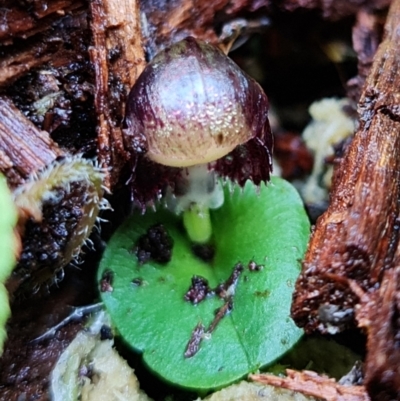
[[98, 177, 310, 390]]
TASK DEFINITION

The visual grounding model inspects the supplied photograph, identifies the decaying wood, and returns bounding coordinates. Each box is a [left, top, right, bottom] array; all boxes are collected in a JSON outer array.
[[0, 97, 63, 188], [141, 0, 390, 58], [362, 266, 400, 400], [281, 0, 390, 20], [1, 0, 147, 189], [292, 0, 400, 333], [0, 42, 59, 88], [347, 9, 385, 103], [89, 0, 146, 189], [0, 2, 87, 87], [292, 1, 400, 398], [141, 0, 232, 55], [0, 0, 85, 42], [250, 370, 370, 401]]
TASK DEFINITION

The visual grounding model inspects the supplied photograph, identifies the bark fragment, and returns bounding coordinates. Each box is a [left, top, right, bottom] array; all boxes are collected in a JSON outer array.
[[363, 266, 400, 400], [140, 0, 233, 55], [347, 9, 385, 103], [0, 0, 85, 42], [89, 0, 146, 189], [250, 370, 370, 401], [0, 3, 88, 87], [0, 97, 63, 188], [280, 0, 390, 20]]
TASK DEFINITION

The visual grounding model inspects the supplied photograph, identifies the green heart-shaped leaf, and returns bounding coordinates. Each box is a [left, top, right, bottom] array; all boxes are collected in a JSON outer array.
[[98, 177, 310, 390]]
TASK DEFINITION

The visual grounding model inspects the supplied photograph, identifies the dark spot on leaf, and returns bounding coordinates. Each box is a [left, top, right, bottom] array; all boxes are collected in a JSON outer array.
[[184, 323, 205, 358], [207, 297, 233, 334], [131, 277, 144, 286], [184, 298, 234, 359], [254, 289, 270, 298], [184, 263, 243, 358], [100, 270, 114, 292], [191, 243, 215, 262], [248, 260, 264, 271], [184, 276, 213, 304], [215, 262, 243, 299], [135, 223, 173, 264]]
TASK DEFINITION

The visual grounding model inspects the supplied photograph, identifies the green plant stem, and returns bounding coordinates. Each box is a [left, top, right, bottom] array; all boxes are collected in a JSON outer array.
[[183, 203, 212, 244]]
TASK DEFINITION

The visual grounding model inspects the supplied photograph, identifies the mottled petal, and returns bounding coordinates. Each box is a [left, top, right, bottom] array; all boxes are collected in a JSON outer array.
[[129, 156, 181, 211], [214, 119, 273, 186]]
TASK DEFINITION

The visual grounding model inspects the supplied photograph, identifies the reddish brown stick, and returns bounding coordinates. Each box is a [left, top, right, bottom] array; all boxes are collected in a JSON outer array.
[[251, 370, 370, 401]]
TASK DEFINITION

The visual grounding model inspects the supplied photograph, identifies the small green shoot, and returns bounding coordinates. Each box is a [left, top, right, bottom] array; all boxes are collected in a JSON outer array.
[[183, 203, 212, 244]]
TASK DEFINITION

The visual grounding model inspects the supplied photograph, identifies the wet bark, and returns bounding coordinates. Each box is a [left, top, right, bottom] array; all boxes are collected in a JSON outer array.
[[0, 97, 63, 188], [0, 2, 87, 87], [292, 0, 400, 398], [292, 0, 400, 333], [0, 0, 85, 42], [347, 9, 385, 103], [363, 266, 400, 400], [89, 0, 146, 188]]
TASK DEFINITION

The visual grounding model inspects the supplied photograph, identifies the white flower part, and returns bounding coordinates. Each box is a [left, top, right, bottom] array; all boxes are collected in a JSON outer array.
[[166, 164, 224, 214], [302, 98, 356, 204]]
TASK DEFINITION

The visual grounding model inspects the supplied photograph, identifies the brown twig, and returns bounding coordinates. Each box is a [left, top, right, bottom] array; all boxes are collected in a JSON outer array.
[[250, 370, 370, 401]]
